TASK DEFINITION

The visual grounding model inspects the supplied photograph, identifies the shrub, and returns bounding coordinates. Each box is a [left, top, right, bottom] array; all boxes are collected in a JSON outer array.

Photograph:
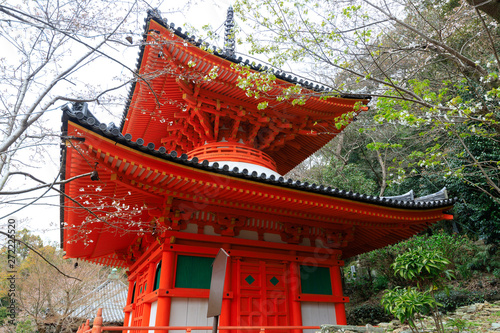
[[347, 304, 392, 325], [381, 247, 454, 333], [373, 275, 389, 291], [357, 232, 472, 287], [0, 307, 7, 326], [381, 287, 436, 331], [344, 275, 376, 303], [434, 290, 484, 313], [493, 268, 500, 280], [16, 320, 34, 333]]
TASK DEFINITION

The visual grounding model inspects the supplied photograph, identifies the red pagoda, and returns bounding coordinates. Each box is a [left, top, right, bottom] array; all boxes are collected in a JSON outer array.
[[60, 9, 454, 331]]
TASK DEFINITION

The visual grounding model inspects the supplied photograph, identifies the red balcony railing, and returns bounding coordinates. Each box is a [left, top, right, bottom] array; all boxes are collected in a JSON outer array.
[[77, 308, 384, 333]]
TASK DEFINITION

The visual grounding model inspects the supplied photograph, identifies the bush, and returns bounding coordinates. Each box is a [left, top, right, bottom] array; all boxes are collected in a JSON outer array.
[[0, 307, 7, 326], [381, 247, 454, 333], [347, 304, 392, 325], [373, 275, 389, 291], [356, 232, 476, 287], [493, 268, 500, 280], [434, 290, 484, 313], [16, 320, 34, 333], [344, 276, 376, 303]]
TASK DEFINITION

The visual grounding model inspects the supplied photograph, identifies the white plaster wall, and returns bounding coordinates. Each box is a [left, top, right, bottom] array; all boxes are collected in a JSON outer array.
[[264, 232, 286, 244], [184, 223, 198, 234], [235, 229, 258, 240], [204, 225, 218, 236], [148, 301, 158, 333], [169, 298, 211, 333], [209, 161, 281, 177], [127, 311, 132, 333], [301, 302, 336, 333]]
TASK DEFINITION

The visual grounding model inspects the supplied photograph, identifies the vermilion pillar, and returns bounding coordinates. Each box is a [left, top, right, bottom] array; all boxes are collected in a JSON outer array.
[[155, 250, 175, 333], [142, 262, 157, 327], [123, 279, 135, 329], [331, 265, 346, 325], [288, 260, 302, 333], [220, 245, 231, 333]]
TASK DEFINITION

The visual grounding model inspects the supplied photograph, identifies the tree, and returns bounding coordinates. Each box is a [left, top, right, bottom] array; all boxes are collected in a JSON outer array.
[[15, 244, 111, 333], [0, 0, 201, 224], [382, 247, 454, 333], [0, 0, 213, 251], [233, 0, 500, 200], [0, 2, 188, 328], [228, 0, 500, 244], [0, 229, 119, 333]]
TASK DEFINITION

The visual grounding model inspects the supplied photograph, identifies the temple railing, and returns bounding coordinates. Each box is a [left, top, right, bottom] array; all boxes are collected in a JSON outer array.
[[77, 309, 384, 333], [187, 143, 278, 172]]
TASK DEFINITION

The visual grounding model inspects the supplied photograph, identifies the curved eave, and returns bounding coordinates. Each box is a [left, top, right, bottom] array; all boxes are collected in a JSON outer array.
[[69, 119, 455, 213], [61, 112, 454, 262]]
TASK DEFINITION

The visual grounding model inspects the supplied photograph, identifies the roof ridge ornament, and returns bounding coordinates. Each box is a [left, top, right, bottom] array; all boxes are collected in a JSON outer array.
[[147, 8, 162, 20], [224, 6, 236, 58]]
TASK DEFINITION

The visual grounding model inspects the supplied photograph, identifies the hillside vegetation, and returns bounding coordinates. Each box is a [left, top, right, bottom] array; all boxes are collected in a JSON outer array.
[[344, 231, 500, 326]]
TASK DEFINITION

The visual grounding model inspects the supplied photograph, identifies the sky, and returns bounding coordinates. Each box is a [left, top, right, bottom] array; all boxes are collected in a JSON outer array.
[[0, 0, 236, 245]]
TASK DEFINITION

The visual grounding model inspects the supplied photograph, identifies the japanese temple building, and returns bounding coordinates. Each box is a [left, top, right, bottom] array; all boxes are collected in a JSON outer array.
[[60, 9, 455, 331]]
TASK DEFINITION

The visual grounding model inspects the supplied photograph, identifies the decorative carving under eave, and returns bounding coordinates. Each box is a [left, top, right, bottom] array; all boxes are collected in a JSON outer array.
[[320, 227, 355, 248], [280, 223, 304, 244], [214, 214, 247, 236], [164, 209, 191, 231], [115, 237, 144, 265]]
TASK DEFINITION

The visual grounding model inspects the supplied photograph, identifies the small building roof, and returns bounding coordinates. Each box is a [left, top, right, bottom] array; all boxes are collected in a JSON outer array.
[[72, 269, 128, 323]]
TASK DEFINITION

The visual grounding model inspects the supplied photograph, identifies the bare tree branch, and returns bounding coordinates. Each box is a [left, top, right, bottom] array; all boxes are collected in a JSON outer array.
[[0, 230, 81, 281], [0, 171, 93, 195]]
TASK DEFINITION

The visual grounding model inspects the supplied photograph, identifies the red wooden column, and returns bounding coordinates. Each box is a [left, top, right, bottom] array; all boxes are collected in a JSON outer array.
[[330, 265, 346, 325], [142, 262, 157, 327], [288, 260, 303, 333], [123, 279, 135, 329], [155, 250, 175, 333], [219, 245, 231, 333], [231, 257, 242, 329]]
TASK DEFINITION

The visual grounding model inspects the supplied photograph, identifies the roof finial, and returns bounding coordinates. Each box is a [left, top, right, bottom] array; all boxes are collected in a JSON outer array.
[[224, 6, 236, 57], [107, 268, 119, 280]]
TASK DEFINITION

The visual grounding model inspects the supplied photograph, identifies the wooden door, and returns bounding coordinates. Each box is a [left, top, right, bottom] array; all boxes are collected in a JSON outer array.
[[234, 258, 289, 329]]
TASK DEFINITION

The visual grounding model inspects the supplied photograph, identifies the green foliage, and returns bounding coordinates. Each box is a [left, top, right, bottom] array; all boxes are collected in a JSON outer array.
[[16, 320, 34, 333], [493, 268, 500, 280], [434, 290, 484, 313], [232, 0, 500, 242], [391, 247, 454, 289], [0, 307, 7, 326], [300, 157, 378, 196], [381, 248, 454, 333], [357, 232, 470, 288], [445, 318, 476, 332], [347, 304, 392, 325], [344, 275, 376, 303], [344, 270, 389, 304], [320, 159, 378, 195], [381, 287, 436, 331], [373, 275, 389, 291], [465, 243, 500, 272]]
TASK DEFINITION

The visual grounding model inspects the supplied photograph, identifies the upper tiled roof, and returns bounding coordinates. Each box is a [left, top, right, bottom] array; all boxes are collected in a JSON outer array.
[[119, 10, 371, 131]]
